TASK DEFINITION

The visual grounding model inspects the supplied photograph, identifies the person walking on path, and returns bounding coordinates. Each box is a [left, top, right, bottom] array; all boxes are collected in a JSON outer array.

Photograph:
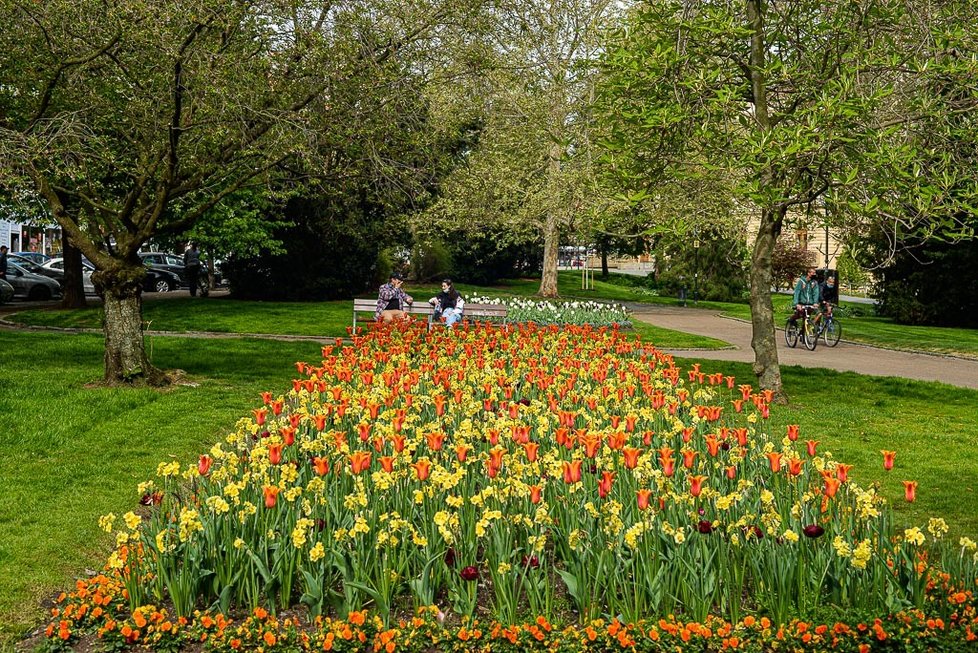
[[375, 272, 413, 321], [183, 243, 203, 297], [790, 267, 820, 326]]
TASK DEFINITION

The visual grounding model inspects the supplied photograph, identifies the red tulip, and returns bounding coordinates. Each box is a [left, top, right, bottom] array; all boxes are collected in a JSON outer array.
[[598, 471, 615, 499], [260, 391, 273, 405], [803, 524, 825, 539], [903, 480, 918, 503], [459, 566, 479, 581], [198, 455, 212, 476], [881, 450, 896, 471], [806, 440, 819, 457], [786, 424, 800, 441], [697, 519, 713, 534], [725, 465, 737, 480]]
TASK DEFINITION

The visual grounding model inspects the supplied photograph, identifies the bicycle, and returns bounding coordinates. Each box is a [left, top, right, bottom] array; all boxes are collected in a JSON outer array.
[[784, 305, 820, 351], [817, 304, 842, 347]]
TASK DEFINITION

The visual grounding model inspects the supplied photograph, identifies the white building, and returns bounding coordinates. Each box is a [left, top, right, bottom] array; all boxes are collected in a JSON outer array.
[[0, 219, 62, 255]]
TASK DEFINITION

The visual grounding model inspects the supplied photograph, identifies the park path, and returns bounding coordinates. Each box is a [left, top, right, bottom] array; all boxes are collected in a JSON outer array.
[[629, 304, 978, 390]]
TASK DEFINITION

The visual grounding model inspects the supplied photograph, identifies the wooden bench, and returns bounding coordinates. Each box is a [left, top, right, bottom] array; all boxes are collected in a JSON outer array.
[[352, 298, 508, 331]]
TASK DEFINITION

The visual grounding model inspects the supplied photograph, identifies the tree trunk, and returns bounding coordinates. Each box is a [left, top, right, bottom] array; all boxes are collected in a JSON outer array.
[[60, 231, 88, 308], [749, 207, 785, 399], [98, 268, 166, 385], [600, 245, 609, 278], [539, 211, 560, 297]]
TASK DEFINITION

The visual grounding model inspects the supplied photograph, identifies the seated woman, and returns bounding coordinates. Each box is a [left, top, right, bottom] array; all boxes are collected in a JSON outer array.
[[428, 278, 465, 328]]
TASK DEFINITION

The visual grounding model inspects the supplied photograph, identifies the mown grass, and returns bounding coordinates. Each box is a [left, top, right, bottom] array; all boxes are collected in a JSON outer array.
[[6, 274, 728, 350], [1, 327, 977, 647], [0, 331, 323, 647]]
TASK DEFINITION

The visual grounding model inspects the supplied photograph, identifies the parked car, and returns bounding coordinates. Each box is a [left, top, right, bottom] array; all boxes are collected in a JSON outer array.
[[43, 257, 97, 295], [0, 278, 14, 304], [11, 252, 51, 265], [143, 267, 183, 293], [3, 261, 63, 300], [138, 252, 187, 285], [10, 254, 65, 287]]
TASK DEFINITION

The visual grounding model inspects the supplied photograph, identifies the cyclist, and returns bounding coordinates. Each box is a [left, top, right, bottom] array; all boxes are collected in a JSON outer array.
[[789, 267, 820, 327], [819, 274, 839, 319]]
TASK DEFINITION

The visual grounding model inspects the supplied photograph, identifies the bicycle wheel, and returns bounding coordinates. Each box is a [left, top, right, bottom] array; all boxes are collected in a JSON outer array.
[[823, 319, 842, 347], [784, 319, 799, 348], [802, 318, 818, 351]]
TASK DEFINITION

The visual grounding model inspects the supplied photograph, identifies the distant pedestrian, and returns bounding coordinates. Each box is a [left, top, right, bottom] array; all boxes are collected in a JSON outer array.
[[375, 272, 413, 321], [0, 245, 7, 280], [183, 243, 202, 297]]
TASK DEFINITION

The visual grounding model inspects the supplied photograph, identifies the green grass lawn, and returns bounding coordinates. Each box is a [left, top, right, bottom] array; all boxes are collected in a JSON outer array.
[[6, 276, 729, 350], [0, 331, 323, 647], [1, 327, 977, 647]]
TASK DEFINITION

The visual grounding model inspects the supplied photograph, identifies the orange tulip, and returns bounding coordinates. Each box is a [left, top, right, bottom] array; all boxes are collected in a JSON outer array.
[[455, 444, 470, 463], [379, 456, 395, 473], [622, 446, 641, 470], [313, 414, 328, 431], [489, 447, 506, 472], [198, 455, 212, 476], [268, 444, 283, 465], [765, 451, 782, 473], [681, 449, 698, 469], [881, 450, 896, 471], [263, 486, 280, 508], [523, 442, 539, 463], [390, 434, 406, 453], [562, 460, 583, 484], [598, 471, 615, 499], [661, 457, 675, 477], [357, 422, 372, 441], [787, 458, 804, 476], [835, 463, 853, 483], [529, 485, 542, 504], [806, 440, 819, 457], [252, 408, 267, 426], [705, 435, 720, 457], [689, 474, 707, 497], [786, 424, 800, 441], [260, 391, 273, 405], [425, 432, 446, 452], [823, 477, 841, 498], [312, 456, 330, 476], [636, 489, 653, 511], [903, 480, 918, 503], [412, 459, 431, 481], [606, 431, 626, 450], [280, 427, 296, 446], [349, 451, 372, 475], [581, 434, 602, 458], [725, 465, 737, 480]]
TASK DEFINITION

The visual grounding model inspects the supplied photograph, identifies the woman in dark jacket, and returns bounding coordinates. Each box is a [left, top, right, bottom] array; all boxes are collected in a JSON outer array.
[[428, 279, 465, 328]]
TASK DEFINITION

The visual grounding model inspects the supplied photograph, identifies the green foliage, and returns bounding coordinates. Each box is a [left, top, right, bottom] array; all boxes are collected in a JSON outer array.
[[651, 228, 749, 303], [867, 237, 978, 328], [440, 227, 543, 286], [836, 245, 870, 292], [222, 195, 410, 301], [410, 239, 453, 282], [771, 239, 816, 291]]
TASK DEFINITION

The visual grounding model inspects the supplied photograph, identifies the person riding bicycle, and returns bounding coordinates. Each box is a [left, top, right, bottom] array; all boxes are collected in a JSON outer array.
[[819, 274, 839, 318], [790, 267, 820, 327]]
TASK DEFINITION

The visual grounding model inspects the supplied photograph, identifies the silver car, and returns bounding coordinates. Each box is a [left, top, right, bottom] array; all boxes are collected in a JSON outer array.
[[3, 261, 63, 301], [43, 257, 97, 295], [0, 278, 13, 304]]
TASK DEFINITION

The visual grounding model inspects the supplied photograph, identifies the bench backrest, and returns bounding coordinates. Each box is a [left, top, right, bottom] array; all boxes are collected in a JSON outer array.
[[353, 298, 507, 318]]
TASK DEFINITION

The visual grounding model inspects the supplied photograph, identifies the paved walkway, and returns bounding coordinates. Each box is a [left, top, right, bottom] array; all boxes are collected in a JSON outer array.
[[630, 304, 978, 390]]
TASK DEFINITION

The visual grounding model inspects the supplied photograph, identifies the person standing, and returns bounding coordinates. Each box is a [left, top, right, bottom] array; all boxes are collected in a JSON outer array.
[[428, 278, 465, 328], [183, 243, 202, 297], [375, 272, 413, 321], [790, 267, 820, 326], [0, 245, 7, 280]]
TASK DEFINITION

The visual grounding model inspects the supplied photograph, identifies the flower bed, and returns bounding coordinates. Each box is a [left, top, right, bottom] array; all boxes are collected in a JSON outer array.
[[466, 295, 631, 327], [44, 321, 978, 650]]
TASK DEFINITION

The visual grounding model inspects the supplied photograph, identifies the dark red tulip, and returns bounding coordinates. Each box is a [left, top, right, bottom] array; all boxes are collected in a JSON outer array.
[[459, 565, 479, 581], [803, 524, 825, 539], [444, 548, 457, 568], [697, 520, 713, 534]]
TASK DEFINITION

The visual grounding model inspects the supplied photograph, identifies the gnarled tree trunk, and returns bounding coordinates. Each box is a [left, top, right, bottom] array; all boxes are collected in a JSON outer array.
[[749, 207, 785, 399], [95, 265, 165, 385]]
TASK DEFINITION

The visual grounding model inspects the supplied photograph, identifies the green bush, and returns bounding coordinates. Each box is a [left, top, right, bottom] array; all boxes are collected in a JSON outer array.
[[410, 240, 453, 282]]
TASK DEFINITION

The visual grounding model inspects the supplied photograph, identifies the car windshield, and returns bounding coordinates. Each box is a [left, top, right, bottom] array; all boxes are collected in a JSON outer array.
[[12, 258, 44, 273]]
